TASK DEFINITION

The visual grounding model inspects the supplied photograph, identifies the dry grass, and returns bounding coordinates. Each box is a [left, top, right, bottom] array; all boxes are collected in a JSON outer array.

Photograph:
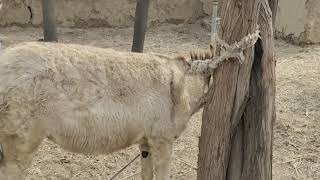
[[0, 22, 319, 180]]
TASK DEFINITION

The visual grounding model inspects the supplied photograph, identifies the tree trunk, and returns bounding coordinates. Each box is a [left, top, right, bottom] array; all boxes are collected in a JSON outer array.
[[42, 0, 58, 42], [131, 0, 150, 53], [197, 0, 275, 180], [268, 0, 278, 25], [241, 2, 275, 179]]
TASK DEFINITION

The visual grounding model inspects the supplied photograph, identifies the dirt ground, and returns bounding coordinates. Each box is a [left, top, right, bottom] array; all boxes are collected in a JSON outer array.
[[0, 23, 319, 180]]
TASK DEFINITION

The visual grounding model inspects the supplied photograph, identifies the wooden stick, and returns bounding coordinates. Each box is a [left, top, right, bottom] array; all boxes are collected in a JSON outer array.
[[110, 154, 140, 180]]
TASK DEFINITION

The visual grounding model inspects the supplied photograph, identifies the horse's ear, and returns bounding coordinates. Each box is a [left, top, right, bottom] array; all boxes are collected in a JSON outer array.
[[209, 44, 214, 50]]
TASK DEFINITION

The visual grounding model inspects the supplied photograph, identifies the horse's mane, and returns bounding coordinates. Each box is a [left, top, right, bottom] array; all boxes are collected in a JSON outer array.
[[189, 49, 213, 61], [174, 45, 215, 62]]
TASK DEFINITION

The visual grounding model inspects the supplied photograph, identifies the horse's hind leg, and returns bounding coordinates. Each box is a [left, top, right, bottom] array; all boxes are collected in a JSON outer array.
[[0, 109, 45, 180], [139, 138, 153, 180], [0, 132, 44, 180], [149, 139, 173, 180]]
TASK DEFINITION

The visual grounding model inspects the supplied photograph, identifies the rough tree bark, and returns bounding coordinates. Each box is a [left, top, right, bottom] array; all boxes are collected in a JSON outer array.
[[197, 0, 275, 180], [268, 0, 278, 25], [42, 0, 58, 42], [240, 1, 275, 179], [131, 0, 150, 53]]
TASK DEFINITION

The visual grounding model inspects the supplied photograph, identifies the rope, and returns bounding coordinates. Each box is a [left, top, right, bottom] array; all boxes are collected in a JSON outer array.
[[109, 154, 140, 180]]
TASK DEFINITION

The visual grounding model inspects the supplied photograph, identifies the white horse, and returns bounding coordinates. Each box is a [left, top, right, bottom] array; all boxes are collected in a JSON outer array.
[[0, 31, 258, 180]]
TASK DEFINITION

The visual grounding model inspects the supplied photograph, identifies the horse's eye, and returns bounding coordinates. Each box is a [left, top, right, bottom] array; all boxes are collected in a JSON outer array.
[[0, 145, 4, 163]]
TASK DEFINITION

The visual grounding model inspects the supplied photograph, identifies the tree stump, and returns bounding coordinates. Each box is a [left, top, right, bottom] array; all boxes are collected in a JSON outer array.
[[197, 0, 276, 180]]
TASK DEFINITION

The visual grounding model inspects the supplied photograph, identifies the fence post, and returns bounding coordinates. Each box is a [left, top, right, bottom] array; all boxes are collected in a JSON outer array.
[[131, 0, 150, 53], [42, 0, 58, 42]]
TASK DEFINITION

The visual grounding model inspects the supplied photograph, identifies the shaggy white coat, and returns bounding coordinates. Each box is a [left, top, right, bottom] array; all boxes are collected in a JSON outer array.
[[0, 42, 210, 180]]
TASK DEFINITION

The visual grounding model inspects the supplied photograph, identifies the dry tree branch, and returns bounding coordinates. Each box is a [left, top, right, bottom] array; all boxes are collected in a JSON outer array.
[[188, 28, 260, 115], [188, 28, 260, 75]]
